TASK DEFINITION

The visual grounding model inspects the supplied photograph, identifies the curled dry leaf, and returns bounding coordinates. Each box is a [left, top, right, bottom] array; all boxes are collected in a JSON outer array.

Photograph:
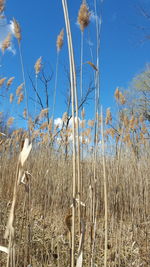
[[19, 138, 32, 167], [85, 61, 98, 71], [0, 245, 8, 254]]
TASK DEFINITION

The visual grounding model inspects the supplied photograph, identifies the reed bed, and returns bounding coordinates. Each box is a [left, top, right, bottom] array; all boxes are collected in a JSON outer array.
[[0, 143, 149, 266]]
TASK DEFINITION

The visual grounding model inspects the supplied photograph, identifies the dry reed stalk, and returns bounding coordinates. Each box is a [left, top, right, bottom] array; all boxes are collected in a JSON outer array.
[[62, 0, 77, 266], [2, 33, 11, 53], [78, 2, 90, 217], [77, 1, 90, 234], [101, 107, 108, 267], [13, 19, 29, 133], [52, 29, 64, 135], [76, 220, 85, 267]]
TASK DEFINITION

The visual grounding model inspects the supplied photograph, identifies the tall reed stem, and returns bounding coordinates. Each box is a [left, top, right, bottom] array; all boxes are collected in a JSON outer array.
[[18, 43, 29, 133], [101, 107, 108, 267], [62, 1, 78, 266]]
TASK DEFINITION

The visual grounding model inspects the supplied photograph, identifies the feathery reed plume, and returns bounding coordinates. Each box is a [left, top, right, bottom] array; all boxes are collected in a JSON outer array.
[[0, 0, 5, 13], [39, 108, 49, 120], [16, 83, 23, 96], [105, 108, 112, 124], [7, 77, 14, 89], [129, 115, 135, 130], [119, 93, 126, 105], [109, 128, 115, 138], [114, 87, 126, 104], [123, 115, 129, 127], [48, 118, 53, 131], [81, 108, 85, 119], [78, 1, 90, 32], [7, 117, 14, 127], [56, 28, 64, 52], [0, 77, 6, 87], [40, 121, 48, 130], [23, 108, 27, 118], [34, 56, 42, 76], [13, 18, 21, 43], [114, 87, 120, 101], [2, 33, 11, 53], [17, 92, 24, 104], [62, 111, 68, 124], [88, 119, 94, 128], [9, 93, 14, 103]]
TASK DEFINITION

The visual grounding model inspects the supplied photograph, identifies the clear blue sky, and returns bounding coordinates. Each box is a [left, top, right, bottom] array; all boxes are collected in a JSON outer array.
[[1, 0, 150, 127]]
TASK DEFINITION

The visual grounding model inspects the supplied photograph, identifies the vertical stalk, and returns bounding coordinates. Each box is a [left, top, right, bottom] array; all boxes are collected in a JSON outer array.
[[62, 1, 78, 266], [52, 52, 59, 128], [18, 43, 29, 134], [101, 107, 108, 267]]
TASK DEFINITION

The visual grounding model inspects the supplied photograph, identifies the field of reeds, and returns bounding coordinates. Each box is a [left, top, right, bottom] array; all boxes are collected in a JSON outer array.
[[0, 0, 150, 266]]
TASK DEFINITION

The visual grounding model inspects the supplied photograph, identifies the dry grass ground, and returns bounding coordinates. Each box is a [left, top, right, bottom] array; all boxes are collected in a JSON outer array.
[[0, 145, 149, 266]]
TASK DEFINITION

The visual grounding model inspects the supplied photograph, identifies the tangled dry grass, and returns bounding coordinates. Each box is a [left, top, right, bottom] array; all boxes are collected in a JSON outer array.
[[0, 142, 149, 266]]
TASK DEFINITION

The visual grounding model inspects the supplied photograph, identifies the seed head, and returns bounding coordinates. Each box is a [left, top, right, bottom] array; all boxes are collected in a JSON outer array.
[[7, 77, 14, 88], [9, 93, 14, 103], [39, 108, 49, 120], [62, 112, 68, 124], [78, 1, 90, 32], [88, 119, 94, 128], [114, 87, 120, 101], [34, 57, 42, 75], [2, 33, 11, 53], [18, 92, 24, 104], [13, 18, 21, 43], [81, 108, 85, 119], [16, 83, 24, 96], [56, 29, 64, 52], [119, 92, 126, 105], [0, 77, 6, 87], [23, 109, 27, 118], [40, 121, 48, 130], [0, 0, 5, 13], [7, 117, 14, 127], [105, 108, 112, 124], [129, 115, 135, 130]]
